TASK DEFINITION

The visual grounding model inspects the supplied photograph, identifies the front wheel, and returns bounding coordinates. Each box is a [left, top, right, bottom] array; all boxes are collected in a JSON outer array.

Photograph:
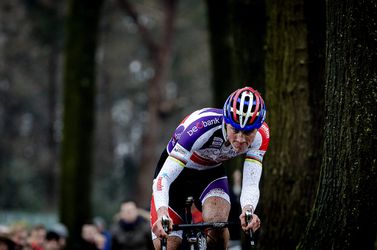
[[196, 232, 207, 250]]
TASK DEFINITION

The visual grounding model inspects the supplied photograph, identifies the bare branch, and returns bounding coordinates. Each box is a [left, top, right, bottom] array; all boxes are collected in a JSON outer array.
[[117, 0, 158, 53]]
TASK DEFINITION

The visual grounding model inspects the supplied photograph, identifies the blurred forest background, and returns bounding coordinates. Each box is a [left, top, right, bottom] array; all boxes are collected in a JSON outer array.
[[0, 0, 376, 249], [0, 0, 211, 215]]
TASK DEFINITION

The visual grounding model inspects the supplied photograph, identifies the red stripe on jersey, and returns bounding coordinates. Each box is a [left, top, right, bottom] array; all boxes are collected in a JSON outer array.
[[190, 152, 218, 166], [150, 195, 183, 227], [258, 122, 270, 151], [180, 111, 194, 124]]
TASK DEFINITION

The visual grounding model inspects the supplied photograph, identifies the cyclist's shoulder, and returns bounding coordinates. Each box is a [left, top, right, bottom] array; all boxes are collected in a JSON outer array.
[[178, 108, 223, 130], [257, 122, 270, 140], [247, 122, 270, 153], [181, 108, 223, 123]]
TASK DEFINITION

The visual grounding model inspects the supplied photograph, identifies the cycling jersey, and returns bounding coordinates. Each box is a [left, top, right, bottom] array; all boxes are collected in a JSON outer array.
[[166, 108, 269, 170], [151, 108, 270, 236]]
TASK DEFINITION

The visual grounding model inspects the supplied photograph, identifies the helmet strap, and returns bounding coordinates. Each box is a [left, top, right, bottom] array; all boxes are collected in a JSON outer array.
[[222, 120, 228, 142]]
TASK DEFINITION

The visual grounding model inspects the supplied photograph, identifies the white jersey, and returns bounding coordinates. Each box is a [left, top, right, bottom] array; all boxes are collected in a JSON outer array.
[[167, 108, 269, 170], [152, 107, 270, 212]]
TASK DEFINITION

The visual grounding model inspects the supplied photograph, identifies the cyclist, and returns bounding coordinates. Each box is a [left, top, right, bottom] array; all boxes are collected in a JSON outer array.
[[150, 86, 269, 249]]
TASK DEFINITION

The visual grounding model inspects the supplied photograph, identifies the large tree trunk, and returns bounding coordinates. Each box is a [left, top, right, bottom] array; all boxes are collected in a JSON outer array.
[[260, 0, 325, 249], [297, 0, 377, 249], [59, 0, 103, 249]]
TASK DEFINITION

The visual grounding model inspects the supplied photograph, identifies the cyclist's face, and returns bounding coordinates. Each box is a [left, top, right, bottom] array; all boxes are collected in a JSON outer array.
[[226, 124, 257, 153]]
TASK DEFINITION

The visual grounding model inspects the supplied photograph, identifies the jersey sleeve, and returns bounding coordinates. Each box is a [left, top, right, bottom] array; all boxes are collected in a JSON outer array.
[[246, 122, 270, 163], [240, 122, 270, 211], [152, 156, 185, 210]]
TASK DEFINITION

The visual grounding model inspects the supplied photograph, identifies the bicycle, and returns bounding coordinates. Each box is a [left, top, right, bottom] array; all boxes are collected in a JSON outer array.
[[161, 196, 255, 250]]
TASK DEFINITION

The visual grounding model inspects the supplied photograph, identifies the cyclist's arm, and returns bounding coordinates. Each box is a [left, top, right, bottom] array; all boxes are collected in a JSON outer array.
[[152, 155, 185, 214], [240, 156, 263, 213], [152, 155, 185, 237], [239, 156, 263, 232]]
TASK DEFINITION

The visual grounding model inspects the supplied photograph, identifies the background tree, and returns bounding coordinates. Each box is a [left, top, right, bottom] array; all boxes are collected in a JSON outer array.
[[260, 0, 325, 248], [0, 0, 62, 210], [298, 0, 377, 249], [59, 0, 103, 249], [205, 0, 235, 106], [230, 0, 266, 94], [118, 0, 178, 207], [205, 0, 267, 245], [0, 0, 211, 222], [23, 0, 64, 207], [206, 0, 266, 107]]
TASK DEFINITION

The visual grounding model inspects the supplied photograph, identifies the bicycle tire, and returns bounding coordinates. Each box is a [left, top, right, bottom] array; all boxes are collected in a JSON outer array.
[[196, 232, 207, 250]]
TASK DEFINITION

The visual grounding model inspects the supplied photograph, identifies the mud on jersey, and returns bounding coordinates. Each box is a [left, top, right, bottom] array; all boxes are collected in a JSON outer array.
[[166, 108, 269, 170]]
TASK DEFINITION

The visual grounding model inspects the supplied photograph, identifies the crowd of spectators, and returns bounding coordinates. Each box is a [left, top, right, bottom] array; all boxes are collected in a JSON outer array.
[[0, 200, 152, 250], [0, 222, 68, 250]]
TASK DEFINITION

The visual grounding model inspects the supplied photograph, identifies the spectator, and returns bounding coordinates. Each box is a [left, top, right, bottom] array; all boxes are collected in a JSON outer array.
[[46, 223, 68, 250], [8, 223, 28, 249], [93, 217, 111, 250], [0, 235, 16, 250], [44, 231, 60, 250], [80, 223, 105, 250], [27, 224, 46, 250], [110, 200, 153, 250]]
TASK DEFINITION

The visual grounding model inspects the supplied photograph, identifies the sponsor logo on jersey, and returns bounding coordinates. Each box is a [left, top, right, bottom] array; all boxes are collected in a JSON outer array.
[[172, 144, 190, 159], [156, 173, 169, 191], [187, 117, 220, 136], [157, 176, 163, 191], [210, 137, 224, 148], [171, 125, 185, 146]]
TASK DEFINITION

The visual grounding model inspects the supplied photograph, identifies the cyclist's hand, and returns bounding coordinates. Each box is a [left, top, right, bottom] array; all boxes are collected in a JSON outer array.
[[239, 209, 261, 232], [152, 207, 173, 239], [152, 216, 171, 238]]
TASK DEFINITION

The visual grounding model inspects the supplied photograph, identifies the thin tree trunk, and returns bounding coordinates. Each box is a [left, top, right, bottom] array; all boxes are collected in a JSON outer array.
[[230, 0, 266, 94], [60, 0, 103, 248], [118, 0, 177, 208], [137, 0, 177, 208], [46, 47, 59, 207], [205, 0, 235, 107], [297, 0, 377, 249]]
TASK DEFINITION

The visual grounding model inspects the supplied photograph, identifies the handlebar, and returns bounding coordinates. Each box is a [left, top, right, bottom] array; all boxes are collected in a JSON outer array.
[[172, 221, 240, 231], [161, 216, 170, 250], [245, 210, 255, 246], [160, 207, 256, 249]]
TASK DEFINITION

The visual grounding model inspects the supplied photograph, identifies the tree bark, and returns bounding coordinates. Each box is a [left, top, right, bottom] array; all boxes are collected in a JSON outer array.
[[59, 0, 103, 248], [260, 0, 325, 248], [298, 0, 377, 249]]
